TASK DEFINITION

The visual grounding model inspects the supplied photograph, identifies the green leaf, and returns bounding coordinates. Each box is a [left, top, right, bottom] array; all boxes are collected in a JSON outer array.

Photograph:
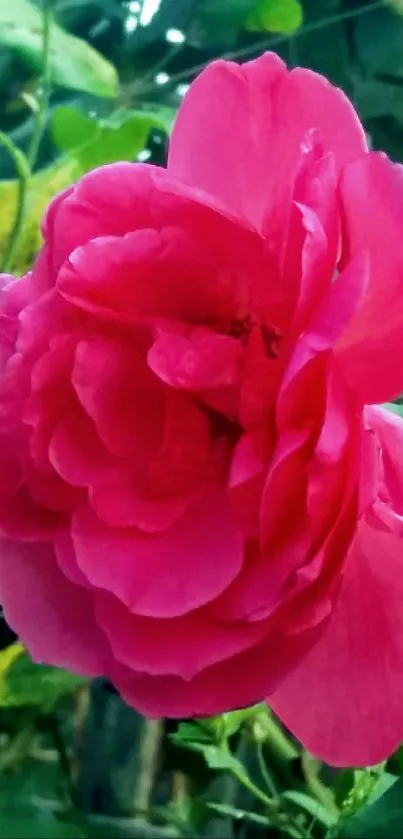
[[193, 0, 255, 46], [367, 772, 397, 805], [169, 721, 213, 749], [190, 744, 245, 774], [51, 106, 173, 176], [0, 0, 118, 98], [0, 817, 84, 838], [385, 0, 403, 15], [282, 790, 337, 829], [170, 723, 244, 774], [334, 775, 403, 839], [245, 0, 303, 33], [1, 650, 86, 709]]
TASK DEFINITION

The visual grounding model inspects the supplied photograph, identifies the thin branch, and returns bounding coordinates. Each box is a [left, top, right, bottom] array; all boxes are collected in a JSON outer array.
[[27, 0, 53, 170], [256, 740, 278, 799]]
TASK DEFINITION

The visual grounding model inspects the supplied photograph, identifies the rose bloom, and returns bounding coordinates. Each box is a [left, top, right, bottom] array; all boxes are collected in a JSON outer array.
[[1, 52, 403, 766]]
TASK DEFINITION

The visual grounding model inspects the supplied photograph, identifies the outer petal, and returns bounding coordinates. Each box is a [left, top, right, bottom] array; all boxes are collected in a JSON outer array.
[[270, 407, 403, 765], [0, 540, 109, 676], [95, 591, 267, 679], [71, 492, 243, 618], [336, 153, 403, 403], [169, 54, 366, 229], [270, 516, 403, 766], [113, 620, 323, 718]]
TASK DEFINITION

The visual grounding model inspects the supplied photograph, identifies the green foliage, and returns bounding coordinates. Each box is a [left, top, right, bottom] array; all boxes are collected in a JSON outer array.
[[0, 156, 78, 273], [282, 790, 337, 829], [194, 0, 303, 45], [0, 644, 85, 710], [194, 0, 256, 45], [0, 0, 118, 97], [245, 0, 303, 33], [51, 105, 174, 175], [0, 817, 84, 838], [334, 775, 403, 838]]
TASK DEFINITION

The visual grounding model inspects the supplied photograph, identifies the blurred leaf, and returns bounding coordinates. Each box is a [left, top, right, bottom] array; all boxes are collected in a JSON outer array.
[[282, 790, 337, 829], [245, 0, 303, 33], [385, 0, 403, 14], [367, 772, 397, 804], [0, 817, 84, 838], [0, 641, 24, 686], [0, 647, 86, 709], [0, 0, 118, 97], [193, 0, 255, 45], [51, 105, 173, 175], [333, 769, 356, 809], [353, 7, 403, 80], [333, 775, 403, 838], [0, 156, 78, 273], [76, 814, 179, 838], [383, 402, 403, 416]]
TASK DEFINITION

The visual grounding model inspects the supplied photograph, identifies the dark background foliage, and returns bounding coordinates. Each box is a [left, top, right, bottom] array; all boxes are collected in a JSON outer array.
[[1, 1, 403, 837]]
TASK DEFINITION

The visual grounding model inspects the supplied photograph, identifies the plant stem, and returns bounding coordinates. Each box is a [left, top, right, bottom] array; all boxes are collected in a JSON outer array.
[[1, 0, 52, 274], [0, 133, 30, 274], [27, 0, 53, 171], [256, 740, 278, 799]]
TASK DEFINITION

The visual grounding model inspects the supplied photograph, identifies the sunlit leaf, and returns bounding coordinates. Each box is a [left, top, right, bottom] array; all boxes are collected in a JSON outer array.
[[245, 0, 303, 34], [0, 156, 79, 273], [0, 645, 86, 709], [51, 105, 174, 176], [0, 0, 118, 97]]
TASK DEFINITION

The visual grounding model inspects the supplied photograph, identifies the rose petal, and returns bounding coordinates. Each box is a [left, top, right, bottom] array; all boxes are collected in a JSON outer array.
[[72, 491, 243, 617], [96, 591, 267, 679], [337, 153, 403, 403], [270, 515, 403, 766], [113, 620, 323, 718], [169, 54, 366, 229], [0, 540, 109, 675]]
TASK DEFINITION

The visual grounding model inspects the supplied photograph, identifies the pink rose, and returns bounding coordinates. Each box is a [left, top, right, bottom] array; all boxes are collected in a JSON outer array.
[[1, 52, 403, 766]]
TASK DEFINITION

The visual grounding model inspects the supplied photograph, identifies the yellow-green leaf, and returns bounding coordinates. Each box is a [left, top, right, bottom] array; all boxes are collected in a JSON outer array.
[[51, 105, 174, 177], [0, 156, 79, 274], [0, 644, 86, 710], [245, 0, 303, 34]]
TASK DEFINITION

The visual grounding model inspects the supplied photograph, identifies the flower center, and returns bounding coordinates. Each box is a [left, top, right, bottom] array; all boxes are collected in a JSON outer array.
[[228, 316, 281, 358]]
